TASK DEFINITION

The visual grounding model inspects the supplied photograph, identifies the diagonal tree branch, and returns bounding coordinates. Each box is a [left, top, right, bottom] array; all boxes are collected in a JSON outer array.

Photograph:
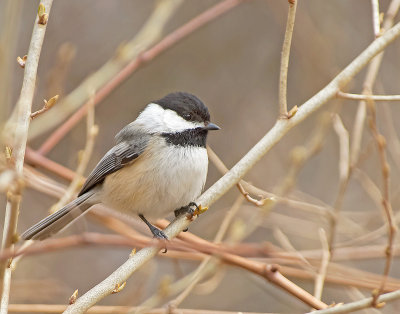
[[64, 21, 400, 314]]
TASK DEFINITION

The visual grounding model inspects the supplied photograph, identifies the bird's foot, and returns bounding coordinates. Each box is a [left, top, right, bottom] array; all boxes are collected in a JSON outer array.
[[174, 202, 208, 220], [139, 214, 168, 253], [149, 225, 168, 253], [149, 225, 168, 240]]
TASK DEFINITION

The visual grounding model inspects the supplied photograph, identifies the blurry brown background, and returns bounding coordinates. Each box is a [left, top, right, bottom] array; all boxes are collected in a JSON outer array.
[[1, 0, 400, 312]]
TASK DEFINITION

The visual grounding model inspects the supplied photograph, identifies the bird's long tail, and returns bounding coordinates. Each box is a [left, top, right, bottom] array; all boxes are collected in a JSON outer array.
[[21, 190, 98, 240]]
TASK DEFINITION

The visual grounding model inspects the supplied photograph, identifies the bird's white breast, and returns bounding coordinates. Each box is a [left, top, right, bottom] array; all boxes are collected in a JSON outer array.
[[101, 137, 208, 219]]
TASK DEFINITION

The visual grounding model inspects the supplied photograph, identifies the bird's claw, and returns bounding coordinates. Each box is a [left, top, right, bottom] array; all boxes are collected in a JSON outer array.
[[186, 203, 208, 219], [151, 227, 168, 253]]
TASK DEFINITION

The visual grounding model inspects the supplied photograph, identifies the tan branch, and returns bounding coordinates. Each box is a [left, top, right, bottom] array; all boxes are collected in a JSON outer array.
[[338, 91, 400, 101], [0, 0, 53, 311], [328, 115, 350, 250], [371, 0, 381, 37], [279, 0, 298, 118], [311, 289, 400, 314], [350, 0, 400, 164], [366, 97, 397, 306], [314, 228, 330, 300]]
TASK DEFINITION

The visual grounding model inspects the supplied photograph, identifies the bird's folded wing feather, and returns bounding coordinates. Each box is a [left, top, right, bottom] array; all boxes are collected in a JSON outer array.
[[78, 132, 149, 196]]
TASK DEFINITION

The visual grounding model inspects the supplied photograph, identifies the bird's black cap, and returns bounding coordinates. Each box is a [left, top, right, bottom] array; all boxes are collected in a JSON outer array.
[[154, 92, 210, 123]]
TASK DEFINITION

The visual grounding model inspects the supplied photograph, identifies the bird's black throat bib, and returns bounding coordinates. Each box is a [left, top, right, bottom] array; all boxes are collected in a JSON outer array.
[[161, 128, 208, 148]]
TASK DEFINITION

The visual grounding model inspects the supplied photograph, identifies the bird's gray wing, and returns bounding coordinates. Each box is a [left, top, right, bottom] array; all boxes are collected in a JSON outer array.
[[78, 132, 149, 196]]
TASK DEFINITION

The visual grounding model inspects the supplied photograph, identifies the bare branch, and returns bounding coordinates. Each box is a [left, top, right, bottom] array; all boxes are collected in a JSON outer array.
[[279, 0, 298, 118], [338, 91, 400, 101], [371, 0, 381, 37], [366, 97, 397, 306], [350, 0, 400, 164], [0, 0, 53, 310], [30, 94, 59, 119], [314, 228, 330, 300], [310, 289, 400, 314]]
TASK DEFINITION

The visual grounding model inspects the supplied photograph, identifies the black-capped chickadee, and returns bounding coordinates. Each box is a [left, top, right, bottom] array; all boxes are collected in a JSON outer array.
[[22, 92, 220, 240]]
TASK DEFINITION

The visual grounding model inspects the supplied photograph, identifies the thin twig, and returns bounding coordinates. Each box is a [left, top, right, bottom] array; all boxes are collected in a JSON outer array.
[[350, 0, 400, 164], [371, 0, 381, 37], [338, 91, 400, 101], [64, 21, 400, 313], [381, 103, 400, 171], [0, 0, 22, 123], [310, 289, 400, 314], [314, 228, 330, 301], [279, 0, 298, 118], [0, 0, 53, 311], [366, 96, 397, 306], [328, 115, 350, 250], [30, 95, 59, 120]]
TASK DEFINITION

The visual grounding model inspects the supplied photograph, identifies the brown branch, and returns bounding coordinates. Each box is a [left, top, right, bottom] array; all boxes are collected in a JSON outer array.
[[25, 147, 76, 181], [11, 233, 327, 311]]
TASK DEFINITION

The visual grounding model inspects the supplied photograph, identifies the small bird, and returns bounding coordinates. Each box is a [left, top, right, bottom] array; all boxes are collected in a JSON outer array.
[[22, 92, 220, 240]]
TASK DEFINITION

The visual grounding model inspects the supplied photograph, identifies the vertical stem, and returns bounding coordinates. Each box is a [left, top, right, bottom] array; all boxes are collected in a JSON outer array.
[[279, 0, 298, 118], [0, 0, 53, 311], [371, 0, 381, 37]]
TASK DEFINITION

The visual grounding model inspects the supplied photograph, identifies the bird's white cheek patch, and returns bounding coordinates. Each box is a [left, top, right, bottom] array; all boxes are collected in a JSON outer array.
[[136, 103, 204, 133], [163, 109, 203, 132], [135, 103, 165, 132]]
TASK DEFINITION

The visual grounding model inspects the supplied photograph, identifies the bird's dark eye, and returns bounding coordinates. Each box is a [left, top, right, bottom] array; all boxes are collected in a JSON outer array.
[[183, 113, 192, 121]]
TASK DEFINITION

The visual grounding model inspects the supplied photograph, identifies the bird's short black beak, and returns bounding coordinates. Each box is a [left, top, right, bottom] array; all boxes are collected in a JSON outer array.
[[204, 122, 220, 131]]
